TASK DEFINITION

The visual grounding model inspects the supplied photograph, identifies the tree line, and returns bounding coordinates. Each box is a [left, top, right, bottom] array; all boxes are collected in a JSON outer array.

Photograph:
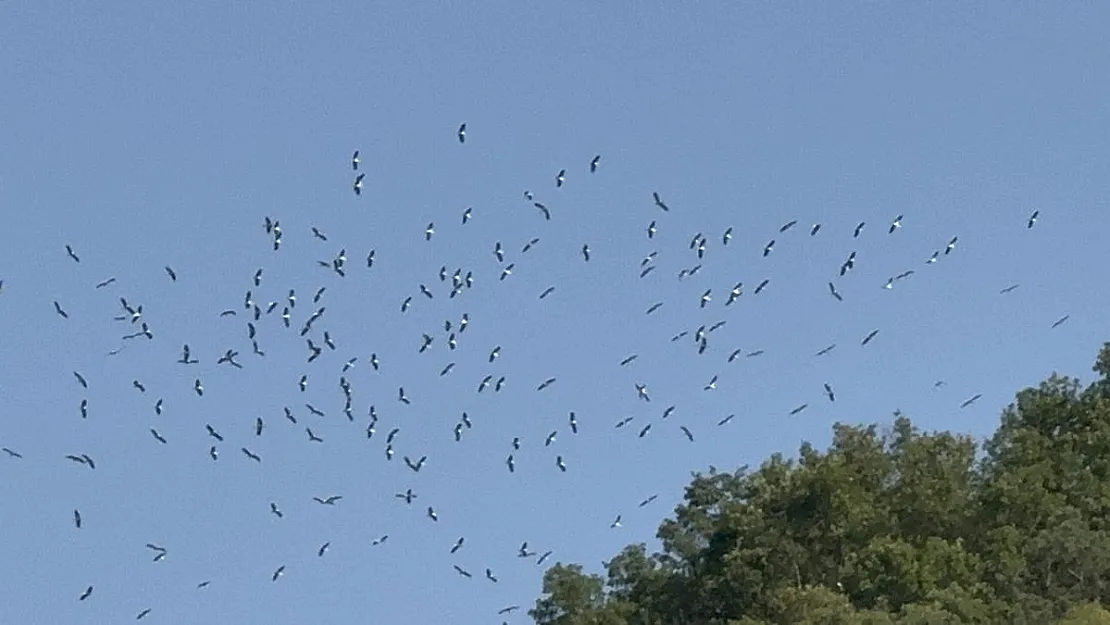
[[530, 343, 1110, 625]]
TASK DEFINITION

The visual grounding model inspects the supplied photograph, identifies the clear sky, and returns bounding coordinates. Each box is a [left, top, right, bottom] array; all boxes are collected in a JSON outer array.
[[1, 2, 1108, 623]]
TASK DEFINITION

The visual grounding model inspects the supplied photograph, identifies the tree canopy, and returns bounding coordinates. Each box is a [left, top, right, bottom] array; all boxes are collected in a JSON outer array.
[[531, 343, 1110, 625]]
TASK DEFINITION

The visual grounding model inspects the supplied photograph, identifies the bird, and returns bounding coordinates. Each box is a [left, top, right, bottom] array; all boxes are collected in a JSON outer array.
[[581, 244, 590, 261], [763, 240, 775, 257], [960, 394, 983, 409], [240, 448, 261, 462], [314, 495, 342, 505], [53, 301, 69, 318], [555, 169, 566, 187], [424, 222, 435, 241], [853, 221, 865, 237], [450, 537, 465, 554], [1052, 314, 1070, 329], [164, 266, 177, 281], [945, 236, 958, 254], [789, 403, 808, 415], [73, 509, 82, 528], [888, 214, 903, 233], [351, 150, 359, 170], [404, 455, 427, 472], [824, 383, 835, 402], [353, 173, 365, 195], [193, 379, 204, 396], [590, 154, 600, 172], [457, 123, 466, 143], [462, 207, 472, 224], [78, 586, 93, 601], [610, 514, 622, 528], [652, 192, 669, 211], [861, 329, 880, 346], [270, 502, 283, 518], [317, 542, 330, 557], [136, 608, 152, 620], [828, 282, 843, 301], [1027, 210, 1039, 229], [840, 252, 856, 276], [272, 565, 285, 581], [65, 244, 80, 263]]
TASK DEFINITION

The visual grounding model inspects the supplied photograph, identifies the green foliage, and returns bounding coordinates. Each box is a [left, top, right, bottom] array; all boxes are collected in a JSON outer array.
[[530, 344, 1110, 625]]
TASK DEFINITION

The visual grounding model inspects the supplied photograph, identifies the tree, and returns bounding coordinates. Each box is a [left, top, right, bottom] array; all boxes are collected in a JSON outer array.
[[531, 344, 1110, 625]]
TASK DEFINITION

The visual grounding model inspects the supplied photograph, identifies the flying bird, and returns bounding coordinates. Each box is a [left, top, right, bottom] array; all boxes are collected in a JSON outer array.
[[353, 173, 365, 195], [590, 154, 600, 172], [1027, 210, 1039, 229], [960, 394, 983, 409], [888, 214, 903, 234], [65, 245, 80, 263], [457, 123, 466, 143], [652, 192, 669, 211]]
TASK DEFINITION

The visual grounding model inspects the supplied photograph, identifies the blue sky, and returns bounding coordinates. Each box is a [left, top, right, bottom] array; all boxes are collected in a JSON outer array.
[[2, 2, 1109, 623]]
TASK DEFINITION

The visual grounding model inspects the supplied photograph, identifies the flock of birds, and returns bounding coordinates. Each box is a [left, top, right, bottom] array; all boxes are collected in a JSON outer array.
[[0, 122, 1066, 623]]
